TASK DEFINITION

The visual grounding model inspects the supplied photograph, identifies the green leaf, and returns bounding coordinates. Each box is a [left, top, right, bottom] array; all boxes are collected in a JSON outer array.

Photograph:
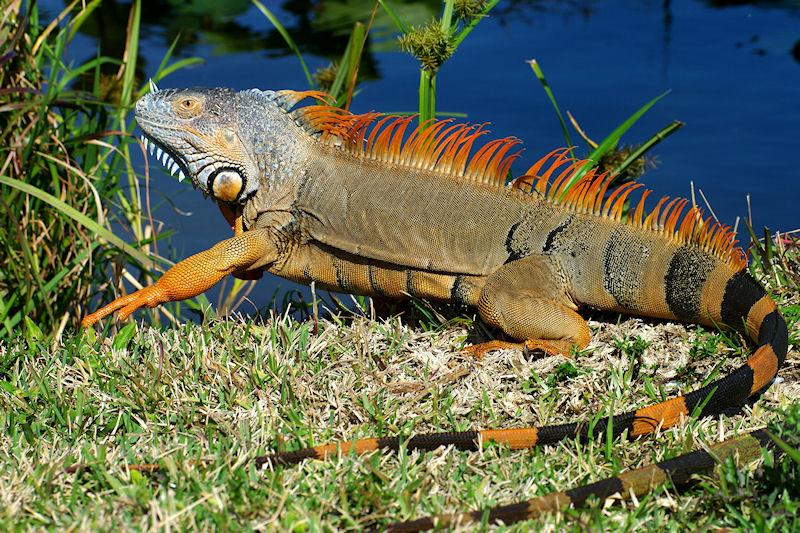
[[112, 322, 137, 351], [528, 59, 574, 158], [767, 430, 800, 465], [138, 33, 204, 100], [560, 91, 670, 196], [611, 120, 684, 179], [378, 0, 409, 34], [129, 468, 143, 484], [119, 0, 141, 109], [24, 316, 44, 341], [82, 324, 98, 343], [0, 175, 153, 266], [330, 22, 366, 105], [252, 0, 314, 88], [68, 0, 103, 40]]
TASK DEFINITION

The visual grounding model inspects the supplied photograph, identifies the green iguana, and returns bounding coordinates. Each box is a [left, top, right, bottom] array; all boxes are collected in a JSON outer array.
[[82, 86, 788, 530]]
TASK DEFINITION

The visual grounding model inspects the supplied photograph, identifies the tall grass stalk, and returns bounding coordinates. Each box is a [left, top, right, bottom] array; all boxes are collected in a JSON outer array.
[[253, 0, 366, 107], [0, 1, 197, 338], [395, 0, 499, 125]]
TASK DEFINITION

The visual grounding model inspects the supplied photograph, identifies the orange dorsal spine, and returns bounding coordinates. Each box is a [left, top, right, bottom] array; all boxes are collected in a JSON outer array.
[[279, 90, 747, 271], [282, 90, 522, 189], [515, 151, 747, 270]]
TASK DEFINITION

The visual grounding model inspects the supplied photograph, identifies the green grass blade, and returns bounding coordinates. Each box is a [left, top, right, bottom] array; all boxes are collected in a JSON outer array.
[[378, 0, 409, 34], [20, 244, 96, 319], [56, 56, 117, 92], [331, 22, 366, 105], [67, 0, 102, 40], [119, 0, 140, 109], [528, 59, 574, 157], [252, 0, 314, 88], [766, 430, 800, 465], [561, 91, 670, 195], [137, 36, 203, 99], [156, 34, 182, 73], [154, 57, 204, 83], [0, 175, 153, 266]]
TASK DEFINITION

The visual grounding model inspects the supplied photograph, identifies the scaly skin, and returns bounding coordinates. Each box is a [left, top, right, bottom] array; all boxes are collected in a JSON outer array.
[[82, 87, 788, 529]]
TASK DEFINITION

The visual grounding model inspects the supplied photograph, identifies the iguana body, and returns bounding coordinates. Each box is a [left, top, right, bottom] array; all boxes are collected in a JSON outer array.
[[83, 87, 788, 529]]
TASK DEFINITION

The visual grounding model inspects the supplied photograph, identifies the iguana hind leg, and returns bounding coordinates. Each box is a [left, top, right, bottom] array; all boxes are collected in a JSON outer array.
[[82, 229, 275, 327], [467, 256, 590, 358]]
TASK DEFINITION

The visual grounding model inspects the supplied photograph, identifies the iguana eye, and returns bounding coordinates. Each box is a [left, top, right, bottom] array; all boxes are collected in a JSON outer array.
[[209, 169, 244, 202], [174, 96, 203, 117]]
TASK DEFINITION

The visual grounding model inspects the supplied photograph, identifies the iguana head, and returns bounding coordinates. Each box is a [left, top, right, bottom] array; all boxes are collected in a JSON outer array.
[[134, 85, 298, 204]]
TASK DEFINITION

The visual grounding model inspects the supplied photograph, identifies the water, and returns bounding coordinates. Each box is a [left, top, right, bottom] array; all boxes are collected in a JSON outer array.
[[43, 0, 800, 313]]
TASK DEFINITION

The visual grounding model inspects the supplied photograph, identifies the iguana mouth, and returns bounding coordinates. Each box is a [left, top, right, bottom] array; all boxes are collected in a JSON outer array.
[[140, 133, 189, 183]]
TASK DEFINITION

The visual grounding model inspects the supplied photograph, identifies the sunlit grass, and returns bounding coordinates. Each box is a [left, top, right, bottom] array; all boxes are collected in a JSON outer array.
[[2, 0, 798, 529], [1, 268, 797, 529]]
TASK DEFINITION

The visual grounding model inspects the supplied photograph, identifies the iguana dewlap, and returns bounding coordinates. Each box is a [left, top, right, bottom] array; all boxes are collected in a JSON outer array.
[[82, 87, 788, 529]]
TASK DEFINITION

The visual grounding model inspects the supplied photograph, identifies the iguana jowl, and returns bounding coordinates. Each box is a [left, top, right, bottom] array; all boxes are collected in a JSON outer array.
[[83, 87, 788, 529]]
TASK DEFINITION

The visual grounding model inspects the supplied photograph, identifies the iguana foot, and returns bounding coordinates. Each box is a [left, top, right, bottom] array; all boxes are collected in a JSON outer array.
[[81, 285, 167, 327], [462, 339, 573, 359]]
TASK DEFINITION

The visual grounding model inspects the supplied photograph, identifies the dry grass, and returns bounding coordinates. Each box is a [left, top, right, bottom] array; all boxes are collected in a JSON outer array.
[[1, 286, 798, 530]]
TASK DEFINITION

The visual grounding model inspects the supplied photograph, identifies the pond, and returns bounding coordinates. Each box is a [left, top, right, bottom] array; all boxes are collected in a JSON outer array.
[[43, 0, 800, 314]]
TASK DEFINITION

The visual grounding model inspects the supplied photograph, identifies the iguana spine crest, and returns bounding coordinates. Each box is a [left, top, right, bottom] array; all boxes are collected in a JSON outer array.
[[285, 91, 746, 270], [294, 103, 523, 184], [514, 147, 748, 270]]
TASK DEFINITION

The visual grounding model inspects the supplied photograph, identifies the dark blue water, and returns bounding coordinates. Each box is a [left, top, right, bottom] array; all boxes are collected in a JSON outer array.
[[46, 0, 800, 313]]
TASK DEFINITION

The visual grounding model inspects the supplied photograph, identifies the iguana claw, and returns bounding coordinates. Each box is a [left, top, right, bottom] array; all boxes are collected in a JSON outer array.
[[81, 285, 167, 327]]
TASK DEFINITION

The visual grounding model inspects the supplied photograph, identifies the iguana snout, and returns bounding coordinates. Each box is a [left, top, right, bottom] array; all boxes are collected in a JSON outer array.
[[134, 86, 260, 203]]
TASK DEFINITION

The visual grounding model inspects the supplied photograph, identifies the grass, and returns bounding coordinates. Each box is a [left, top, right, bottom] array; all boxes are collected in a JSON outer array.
[[3, 0, 799, 529], [0, 1, 213, 341], [1, 249, 798, 530]]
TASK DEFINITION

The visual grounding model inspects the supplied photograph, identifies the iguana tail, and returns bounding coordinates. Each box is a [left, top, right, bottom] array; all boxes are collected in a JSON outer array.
[[378, 428, 777, 531], [258, 269, 786, 466], [256, 269, 786, 527]]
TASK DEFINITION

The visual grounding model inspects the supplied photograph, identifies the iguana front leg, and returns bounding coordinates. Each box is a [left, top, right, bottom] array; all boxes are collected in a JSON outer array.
[[82, 229, 276, 327], [217, 200, 263, 280]]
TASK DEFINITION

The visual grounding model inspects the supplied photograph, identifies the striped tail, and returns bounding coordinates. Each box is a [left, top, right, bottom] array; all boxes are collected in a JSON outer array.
[[256, 270, 787, 467], [254, 269, 787, 525], [377, 429, 777, 532]]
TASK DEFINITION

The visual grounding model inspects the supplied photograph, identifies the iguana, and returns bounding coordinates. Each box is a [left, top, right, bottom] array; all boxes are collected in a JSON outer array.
[[82, 86, 788, 530]]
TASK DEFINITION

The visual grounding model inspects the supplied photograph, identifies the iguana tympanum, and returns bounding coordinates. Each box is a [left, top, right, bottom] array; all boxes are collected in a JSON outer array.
[[82, 87, 787, 530]]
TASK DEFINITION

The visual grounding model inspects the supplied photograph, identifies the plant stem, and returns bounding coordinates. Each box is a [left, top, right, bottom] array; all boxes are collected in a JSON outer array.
[[611, 120, 684, 177], [441, 0, 455, 32], [419, 69, 436, 126]]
